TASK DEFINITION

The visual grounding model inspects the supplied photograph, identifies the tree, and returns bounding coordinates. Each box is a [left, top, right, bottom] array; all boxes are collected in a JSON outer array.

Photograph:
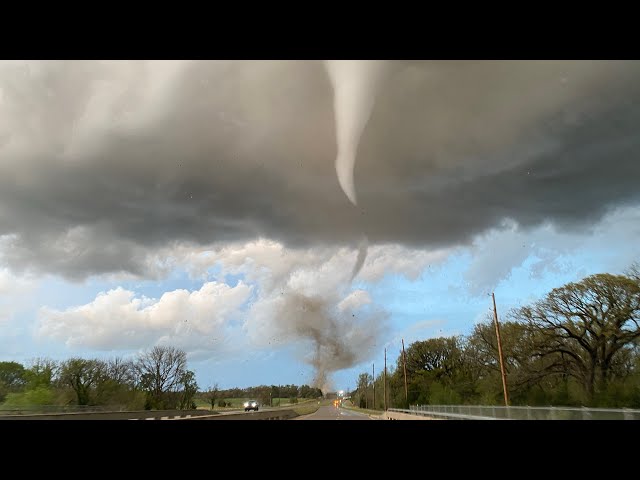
[[298, 384, 322, 398], [1, 358, 61, 408], [0, 361, 27, 402], [403, 337, 464, 381], [626, 262, 640, 283], [510, 273, 640, 404], [94, 357, 142, 409], [24, 357, 58, 389], [251, 385, 272, 407], [178, 370, 198, 410], [105, 357, 136, 387], [387, 364, 408, 408], [0, 361, 27, 389], [392, 337, 469, 405], [468, 317, 557, 405], [135, 346, 188, 410], [204, 383, 219, 410], [355, 373, 372, 408], [59, 358, 106, 406]]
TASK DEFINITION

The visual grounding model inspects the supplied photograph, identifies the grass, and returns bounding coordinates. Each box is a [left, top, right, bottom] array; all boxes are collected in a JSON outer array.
[[195, 397, 323, 412], [289, 398, 331, 416], [194, 398, 211, 409], [196, 397, 251, 410], [340, 400, 385, 417], [345, 407, 383, 416]]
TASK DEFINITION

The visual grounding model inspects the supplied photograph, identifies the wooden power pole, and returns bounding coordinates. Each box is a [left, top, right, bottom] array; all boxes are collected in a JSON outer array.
[[492, 292, 510, 407], [372, 363, 375, 410]]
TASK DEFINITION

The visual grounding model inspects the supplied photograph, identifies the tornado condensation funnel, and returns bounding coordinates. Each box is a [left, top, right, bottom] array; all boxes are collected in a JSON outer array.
[[324, 60, 393, 206]]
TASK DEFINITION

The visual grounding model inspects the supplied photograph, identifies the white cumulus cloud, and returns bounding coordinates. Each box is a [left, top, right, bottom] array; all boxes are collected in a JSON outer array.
[[36, 281, 252, 355]]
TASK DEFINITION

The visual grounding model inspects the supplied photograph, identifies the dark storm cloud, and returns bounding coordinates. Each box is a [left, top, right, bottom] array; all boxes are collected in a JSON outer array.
[[1, 60, 639, 278]]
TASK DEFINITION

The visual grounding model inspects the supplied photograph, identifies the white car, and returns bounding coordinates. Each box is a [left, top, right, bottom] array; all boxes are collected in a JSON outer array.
[[243, 400, 259, 412]]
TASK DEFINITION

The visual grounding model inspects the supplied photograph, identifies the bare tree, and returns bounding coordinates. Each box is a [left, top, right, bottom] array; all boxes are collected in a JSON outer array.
[[106, 357, 136, 387], [626, 262, 640, 283], [135, 346, 188, 409], [89, 357, 141, 408]]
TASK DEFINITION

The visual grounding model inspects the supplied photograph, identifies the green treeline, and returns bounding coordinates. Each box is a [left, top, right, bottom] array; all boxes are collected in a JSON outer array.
[[0, 345, 323, 411], [352, 267, 640, 409], [198, 384, 323, 409], [0, 346, 199, 410]]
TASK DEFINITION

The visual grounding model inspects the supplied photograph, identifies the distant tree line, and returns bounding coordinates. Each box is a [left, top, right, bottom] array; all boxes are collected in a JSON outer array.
[[198, 383, 323, 409], [0, 346, 199, 410], [352, 264, 640, 409], [1, 343, 324, 411]]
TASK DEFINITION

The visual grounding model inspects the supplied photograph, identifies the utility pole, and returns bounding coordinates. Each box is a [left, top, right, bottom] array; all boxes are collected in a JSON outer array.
[[384, 348, 387, 411], [402, 338, 408, 405], [364, 376, 368, 409], [492, 292, 510, 407], [372, 363, 375, 410]]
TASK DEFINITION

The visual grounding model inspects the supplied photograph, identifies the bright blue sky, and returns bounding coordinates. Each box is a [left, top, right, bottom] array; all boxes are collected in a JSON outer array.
[[1, 60, 639, 394]]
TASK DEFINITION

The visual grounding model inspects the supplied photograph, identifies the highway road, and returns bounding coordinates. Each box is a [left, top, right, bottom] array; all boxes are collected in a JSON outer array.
[[292, 405, 375, 420]]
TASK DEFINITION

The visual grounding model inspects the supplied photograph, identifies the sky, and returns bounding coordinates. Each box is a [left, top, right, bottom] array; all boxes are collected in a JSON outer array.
[[1, 60, 639, 393]]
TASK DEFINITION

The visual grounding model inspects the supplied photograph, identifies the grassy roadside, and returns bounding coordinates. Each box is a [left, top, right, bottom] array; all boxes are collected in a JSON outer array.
[[340, 401, 385, 417], [195, 397, 326, 415], [290, 398, 335, 416]]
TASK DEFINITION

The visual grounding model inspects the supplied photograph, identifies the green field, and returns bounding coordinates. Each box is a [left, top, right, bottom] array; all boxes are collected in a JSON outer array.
[[195, 397, 318, 411]]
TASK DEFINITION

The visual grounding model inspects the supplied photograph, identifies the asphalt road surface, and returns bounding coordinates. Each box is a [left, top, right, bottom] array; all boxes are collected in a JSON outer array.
[[292, 405, 375, 420]]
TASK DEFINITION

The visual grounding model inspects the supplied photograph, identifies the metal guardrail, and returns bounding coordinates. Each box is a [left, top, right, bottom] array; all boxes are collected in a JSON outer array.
[[0, 406, 299, 420], [388, 408, 499, 420], [0, 405, 119, 415], [0, 408, 209, 420], [387, 404, 640, 420]]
